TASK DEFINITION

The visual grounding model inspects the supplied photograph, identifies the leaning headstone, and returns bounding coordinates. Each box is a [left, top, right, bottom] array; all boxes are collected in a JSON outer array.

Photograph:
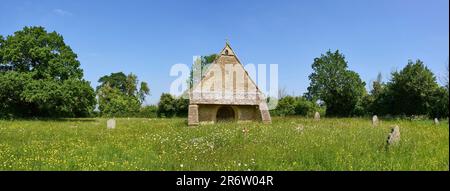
[[387, 125, 400, 145], [107, 119, 116, 129], [434, 118, 439, 125], [372, 115, 379, 126], [314, 112, 320, 121]]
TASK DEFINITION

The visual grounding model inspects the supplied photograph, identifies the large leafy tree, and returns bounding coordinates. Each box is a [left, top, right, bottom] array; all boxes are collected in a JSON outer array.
[[364, 73, 390, 115], [385, 60, 440, 116], [97, 72, 128, 93], [0, 26, 96, 117], [96, 72, 150, 116], [96, 83, 140, 116], [429, 86, 449, 118], [157, 93, 176, 117], [0, 71, 33, 117], [156, 93, 188, 117], [274, 96, 296, 116], [306, 50, 366, 116]]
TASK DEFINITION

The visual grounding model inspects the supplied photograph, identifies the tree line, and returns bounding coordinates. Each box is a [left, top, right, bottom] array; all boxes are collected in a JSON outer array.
[[1, 26, 448, 119], [273, 51, 449, 119]]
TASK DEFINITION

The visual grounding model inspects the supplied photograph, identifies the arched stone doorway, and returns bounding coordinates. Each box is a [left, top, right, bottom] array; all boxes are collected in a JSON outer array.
[[216, 106, 236, 122]]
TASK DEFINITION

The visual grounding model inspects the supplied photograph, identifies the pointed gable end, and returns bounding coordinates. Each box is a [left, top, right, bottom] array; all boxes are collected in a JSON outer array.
[[220, 42, 236, 56], [190, 42, 264, 105], [188, 42, 272, 125]]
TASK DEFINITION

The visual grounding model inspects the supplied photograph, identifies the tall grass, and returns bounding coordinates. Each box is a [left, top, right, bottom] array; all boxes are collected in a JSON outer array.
[[0, 117, 448, 170]]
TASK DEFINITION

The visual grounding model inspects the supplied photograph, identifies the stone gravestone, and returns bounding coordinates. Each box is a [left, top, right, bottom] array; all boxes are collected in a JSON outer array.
[[387, 125, 400, 145], [314, 112, 320, 121], [107, 119, 116, 129], [372, 115, 379, 126], [434, 118, 439, 125]]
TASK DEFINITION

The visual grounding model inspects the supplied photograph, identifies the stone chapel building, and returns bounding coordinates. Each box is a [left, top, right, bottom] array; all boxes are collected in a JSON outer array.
[[188, 42, 271, 125]]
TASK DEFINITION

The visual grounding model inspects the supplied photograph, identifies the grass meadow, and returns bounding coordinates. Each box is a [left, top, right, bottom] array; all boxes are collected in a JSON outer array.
[[0, 117, 448, 171]]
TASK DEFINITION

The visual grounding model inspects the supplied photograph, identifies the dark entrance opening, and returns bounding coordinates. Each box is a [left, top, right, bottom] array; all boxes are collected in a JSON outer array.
[[216, 106, 235, 122]]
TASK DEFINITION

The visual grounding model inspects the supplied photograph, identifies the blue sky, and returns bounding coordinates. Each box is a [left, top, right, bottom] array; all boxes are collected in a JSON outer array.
[[1, 0, 448, 104]]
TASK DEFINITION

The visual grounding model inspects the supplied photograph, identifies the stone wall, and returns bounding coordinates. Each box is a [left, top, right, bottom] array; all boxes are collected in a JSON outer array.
[[198, 104, 218, 124], [236, 105, 261, 121], [191, 104, 262, 124]]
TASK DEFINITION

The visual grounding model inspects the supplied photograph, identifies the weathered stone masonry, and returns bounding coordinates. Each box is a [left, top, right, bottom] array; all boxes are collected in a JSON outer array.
[[188, 43, 271, 125]]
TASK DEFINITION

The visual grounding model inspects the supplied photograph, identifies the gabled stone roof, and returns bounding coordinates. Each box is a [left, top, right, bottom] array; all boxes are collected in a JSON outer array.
[[189, 42, 266, 105]]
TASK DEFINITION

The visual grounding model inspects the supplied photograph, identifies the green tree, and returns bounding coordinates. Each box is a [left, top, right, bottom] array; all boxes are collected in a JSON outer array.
[[0, 71, 33, 117], [364, 72, 390, 115], [429, 87, 449, 118], [386, 60, 440, 116], [0, 26, 95, 118], [157, 93, 176, 117], [125, 73, 138, 96], [138, 81, 150, 103], [274, 96, 297, 116], [294, 96, 324, 117], [306, 50, 366, 116], [96, 83, 140, 116], [97, 72, 128, 93], [156, 93, 189, 118], [174, 97, 189, 117], [371, 73, 384, 98], [96, 72, 150, 116], [273, 95, 324, 117]]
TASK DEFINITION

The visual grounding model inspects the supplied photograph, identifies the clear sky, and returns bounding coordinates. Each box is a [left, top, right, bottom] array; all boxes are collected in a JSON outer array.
[[1, 0, 448, 104]]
